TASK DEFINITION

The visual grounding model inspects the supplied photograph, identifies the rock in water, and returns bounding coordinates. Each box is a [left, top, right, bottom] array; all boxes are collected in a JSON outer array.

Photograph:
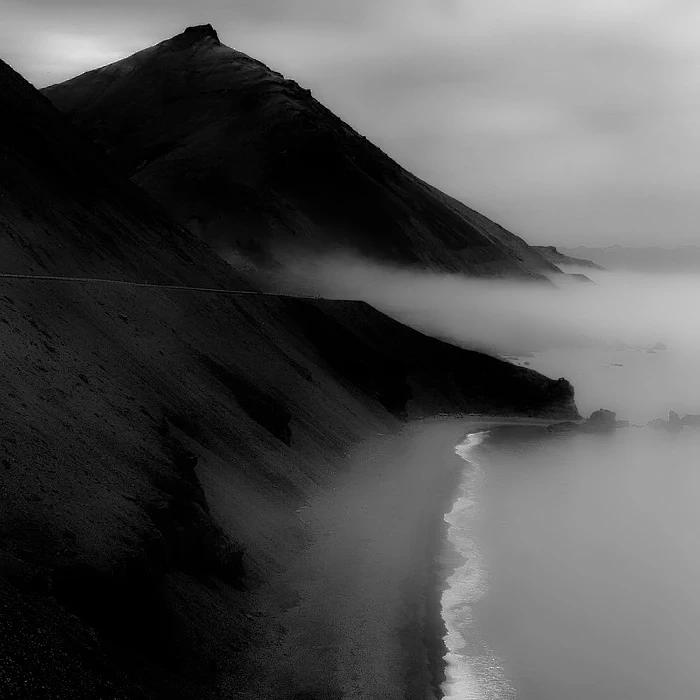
[[647, 413, 683, 432], [587, 409, 618, 425]]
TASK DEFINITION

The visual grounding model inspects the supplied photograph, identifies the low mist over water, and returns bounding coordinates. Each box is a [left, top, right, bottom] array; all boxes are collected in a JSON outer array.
[[281, 255, 700, 356], [356, 262, 700, 698], [279, 251, 700, 698], [461, 426, 700, 700], [520, 346, 700, 424], [443, 343, 700, 699]]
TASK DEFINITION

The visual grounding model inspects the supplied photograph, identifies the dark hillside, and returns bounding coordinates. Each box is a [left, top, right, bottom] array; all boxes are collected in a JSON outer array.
[[1, 56, 576, 698], [43, 25, 558, 277]]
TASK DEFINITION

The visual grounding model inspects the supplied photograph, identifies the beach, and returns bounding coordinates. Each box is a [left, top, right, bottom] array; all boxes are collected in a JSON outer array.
[[258, 417, 552, 699], [269, 420, 465, 699]]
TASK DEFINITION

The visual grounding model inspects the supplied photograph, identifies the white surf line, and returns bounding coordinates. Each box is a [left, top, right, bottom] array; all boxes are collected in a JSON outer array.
[[0, 272, 317, 299], [441, 430, 515, 700]]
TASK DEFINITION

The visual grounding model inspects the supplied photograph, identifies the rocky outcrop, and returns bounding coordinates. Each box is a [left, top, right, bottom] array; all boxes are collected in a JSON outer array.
[[581, 408, 629, 433], [547, 409, 629, 434], [647, 410, 700, 432], [42, 26, 559, 278], [560, 245, 700, 273], [533, 245, 604, 270]]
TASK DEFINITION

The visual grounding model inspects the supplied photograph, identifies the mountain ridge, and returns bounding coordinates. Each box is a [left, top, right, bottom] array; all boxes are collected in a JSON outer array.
[[1, 53, 577, 699], [561, 245, 700, 272], [532, 245, 604, 271], [43, 25, 559, 278]]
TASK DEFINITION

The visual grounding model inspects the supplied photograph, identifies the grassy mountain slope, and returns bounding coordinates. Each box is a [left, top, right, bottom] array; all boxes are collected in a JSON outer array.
[[2, 54, 576, 699], [43, 25, 557, 277]]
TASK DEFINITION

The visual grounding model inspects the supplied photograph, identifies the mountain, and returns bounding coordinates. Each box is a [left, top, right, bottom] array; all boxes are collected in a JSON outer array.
[[532, 246, 604, 271], [561, 245, 700, 272], [42, 25, 558, 278], [0, 56, 576, 699]]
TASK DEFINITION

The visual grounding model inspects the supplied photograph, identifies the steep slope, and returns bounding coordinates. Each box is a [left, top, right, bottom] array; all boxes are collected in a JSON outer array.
[[561, 245, 700, 272], [533, 245, 605, 271], [43, 24, 558, 278], [2, 56, 577, 699]]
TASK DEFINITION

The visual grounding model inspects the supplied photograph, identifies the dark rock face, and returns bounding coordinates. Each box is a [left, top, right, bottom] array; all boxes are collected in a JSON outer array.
[[0, 55, 579, 699], [533, 245, 605, 270], [547, 408, 630, 434], [587, 409, 618, 425], [42, 27, 559, 278], [581, 409, 629, 431], [282, 299, 580, 420], [181, 24, 219, 43], [580, 408, 630, 433]]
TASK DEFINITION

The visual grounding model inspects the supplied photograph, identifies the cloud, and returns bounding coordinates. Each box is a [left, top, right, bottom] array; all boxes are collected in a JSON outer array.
[[6, 0, 700, 245], [281, 253, 700, 353]]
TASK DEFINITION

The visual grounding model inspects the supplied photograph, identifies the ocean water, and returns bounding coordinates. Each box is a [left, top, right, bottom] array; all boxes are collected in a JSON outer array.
[[441, 348, 700, 699]]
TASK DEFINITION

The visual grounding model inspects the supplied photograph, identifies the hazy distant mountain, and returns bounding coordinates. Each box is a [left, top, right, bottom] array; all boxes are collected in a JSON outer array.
[[561, 245, 700, 272], [533, 245, 604, 271], [43, 24, 557, 278], [0, 54, 576, 699]]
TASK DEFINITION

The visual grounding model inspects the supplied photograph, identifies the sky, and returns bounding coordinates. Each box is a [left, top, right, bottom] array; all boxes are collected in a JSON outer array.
[[3, 0, 700, 247]]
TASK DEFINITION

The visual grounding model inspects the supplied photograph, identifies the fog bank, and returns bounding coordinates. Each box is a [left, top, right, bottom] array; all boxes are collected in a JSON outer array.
[[280, 255, 700, 353]]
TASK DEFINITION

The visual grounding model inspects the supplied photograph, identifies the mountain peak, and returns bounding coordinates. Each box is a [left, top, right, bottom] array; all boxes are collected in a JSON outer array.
[[177, 24, 220, 45], [42, 27, 558, 278]]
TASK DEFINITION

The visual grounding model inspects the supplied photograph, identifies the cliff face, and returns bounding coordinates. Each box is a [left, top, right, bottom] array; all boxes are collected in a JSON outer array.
[[533, 245, 605, 271], [560, 245, 700, 272], [42, 25, 558, 278], [2, 54, 577, 699]]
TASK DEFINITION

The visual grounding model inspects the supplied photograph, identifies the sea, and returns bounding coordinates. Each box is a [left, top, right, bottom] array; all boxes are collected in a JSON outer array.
[[441, 344, 700, 699]]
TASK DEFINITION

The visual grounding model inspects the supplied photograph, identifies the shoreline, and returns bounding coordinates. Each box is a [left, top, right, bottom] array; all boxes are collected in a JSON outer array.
[[266, 416, 559, 699], [423, 450, 470, 698], [426, 417, 560, 699]]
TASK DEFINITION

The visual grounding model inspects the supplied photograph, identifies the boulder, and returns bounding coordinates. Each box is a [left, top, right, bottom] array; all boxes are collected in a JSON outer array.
[[547, 410, 629, 435], [579, 409, 630, 433], [587, 409, 617, 425]]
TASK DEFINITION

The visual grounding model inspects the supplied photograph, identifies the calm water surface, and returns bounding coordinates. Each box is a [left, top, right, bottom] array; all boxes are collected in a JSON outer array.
[[442, 348, 700, 699]]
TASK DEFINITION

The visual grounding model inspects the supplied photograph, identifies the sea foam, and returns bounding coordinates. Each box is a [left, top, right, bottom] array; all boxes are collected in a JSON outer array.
[[441, 431, 515, 699]]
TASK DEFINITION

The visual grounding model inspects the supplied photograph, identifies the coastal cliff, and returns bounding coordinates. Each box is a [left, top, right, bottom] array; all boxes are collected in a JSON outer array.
[[1, 49, 577, 699]]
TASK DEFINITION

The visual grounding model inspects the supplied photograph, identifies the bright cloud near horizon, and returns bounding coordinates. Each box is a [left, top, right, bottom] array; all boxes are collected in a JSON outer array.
[[3, 0, 700, 247]]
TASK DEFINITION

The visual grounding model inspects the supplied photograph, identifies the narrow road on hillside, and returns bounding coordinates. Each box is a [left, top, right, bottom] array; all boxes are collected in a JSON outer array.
[[0, 272, 314, 298]]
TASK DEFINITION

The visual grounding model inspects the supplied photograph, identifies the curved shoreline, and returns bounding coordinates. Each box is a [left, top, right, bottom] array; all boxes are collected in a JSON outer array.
[[431, 418, 561, 699], [261, 417, 558, 699]]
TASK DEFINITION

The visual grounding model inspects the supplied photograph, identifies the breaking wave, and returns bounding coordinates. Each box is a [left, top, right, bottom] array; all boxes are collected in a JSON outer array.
[[441, 431, 515, 699]]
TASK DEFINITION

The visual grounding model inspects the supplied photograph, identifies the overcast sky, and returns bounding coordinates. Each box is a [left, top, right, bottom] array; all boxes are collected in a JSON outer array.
[[3, 0, 700, 247]]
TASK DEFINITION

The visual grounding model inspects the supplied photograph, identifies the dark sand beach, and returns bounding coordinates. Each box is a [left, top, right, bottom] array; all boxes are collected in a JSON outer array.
[[274, 420, 468, 700], [252, 417, 555, 699]]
